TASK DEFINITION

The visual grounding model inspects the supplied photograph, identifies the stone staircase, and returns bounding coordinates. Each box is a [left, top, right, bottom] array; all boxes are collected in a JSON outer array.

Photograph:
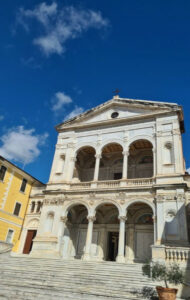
[[0, 256, 159, 300]]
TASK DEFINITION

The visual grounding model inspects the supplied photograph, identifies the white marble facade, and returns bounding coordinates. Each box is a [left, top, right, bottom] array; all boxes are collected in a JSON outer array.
[[18, 96, 190, 264]]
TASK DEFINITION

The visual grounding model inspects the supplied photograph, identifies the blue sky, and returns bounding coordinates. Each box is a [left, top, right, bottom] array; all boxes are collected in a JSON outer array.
[[0, 0, 190, 183]]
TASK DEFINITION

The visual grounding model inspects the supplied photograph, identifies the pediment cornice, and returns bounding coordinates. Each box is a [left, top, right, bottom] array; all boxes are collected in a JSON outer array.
[[56, 110, 179, 132], [56, 97, 182, 132]]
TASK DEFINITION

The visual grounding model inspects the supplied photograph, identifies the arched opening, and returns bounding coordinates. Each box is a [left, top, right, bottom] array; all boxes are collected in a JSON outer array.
[[95, 203, 120, 261], [99, 143, 123, 181], [62, 204, 88, 259], [126, 201, 154, 262], [128, 140, 153, 179], [73, 146, 96, 182]]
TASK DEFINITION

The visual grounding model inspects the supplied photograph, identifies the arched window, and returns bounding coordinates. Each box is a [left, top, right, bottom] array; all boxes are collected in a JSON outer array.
[[45, 212, 54, 233], [99, 143, 123, 181], [128, 140, 153, 179], [73, 146, 96, 182]]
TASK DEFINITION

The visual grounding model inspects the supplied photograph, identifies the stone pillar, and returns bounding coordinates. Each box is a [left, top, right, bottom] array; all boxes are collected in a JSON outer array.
[[156, 197, 165, 244], [56, 216, 67, 254], [98, 226, 106, 261], [125, 224, 135, 262], [153, 215, 157, 244], [122, 150, 129, 179], [18, 227, 28, 254], [116, 216, 127, 263], [83, 216, 96, 261], [153, 148, 156, 177], [93, 154, 102, 181], [69, 156, 76, 181]]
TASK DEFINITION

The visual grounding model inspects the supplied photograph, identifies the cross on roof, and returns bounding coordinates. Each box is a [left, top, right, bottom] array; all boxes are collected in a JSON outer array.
[[113, 89, 120, 95]]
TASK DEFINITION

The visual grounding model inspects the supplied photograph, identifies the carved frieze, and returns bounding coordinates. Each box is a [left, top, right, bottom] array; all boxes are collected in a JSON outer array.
[[176, 193, 186, 201], [155, 193, 185, 202], [43, 195, 65, 205]]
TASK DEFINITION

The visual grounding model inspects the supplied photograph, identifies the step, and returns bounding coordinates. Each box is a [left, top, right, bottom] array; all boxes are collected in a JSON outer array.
[[0, 257, 159, 300]]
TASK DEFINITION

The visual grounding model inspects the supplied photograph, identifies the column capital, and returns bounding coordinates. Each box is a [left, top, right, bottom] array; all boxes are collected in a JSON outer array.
[[95, 154, 102, 159], [60, 216, 68, 223], [122, 150, 129, 156], [152, 215, 157, 222], [118, 216, 127, 222], [87, 216, 96, 222], [152, 148, 156, 154]]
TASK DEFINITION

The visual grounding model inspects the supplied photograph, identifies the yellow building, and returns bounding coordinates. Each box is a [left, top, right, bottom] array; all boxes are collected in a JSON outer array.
[[0, 156, 44, 252]]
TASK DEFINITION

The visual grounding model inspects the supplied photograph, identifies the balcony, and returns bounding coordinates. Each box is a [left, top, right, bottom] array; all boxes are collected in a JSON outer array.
[[69, 177, 155, 190]]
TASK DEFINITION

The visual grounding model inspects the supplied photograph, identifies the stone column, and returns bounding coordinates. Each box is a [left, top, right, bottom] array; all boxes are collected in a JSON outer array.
[[93, 154, 102, 181], [153, 148, 156, 177], [56, 216, 67, 254], [116, 216, 127, 263], [83, 216, 96, 261], [122, 150, 129, 179]]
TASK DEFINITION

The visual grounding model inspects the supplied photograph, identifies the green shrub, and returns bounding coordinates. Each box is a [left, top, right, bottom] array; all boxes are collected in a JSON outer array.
[[142, 262, 184, 288]]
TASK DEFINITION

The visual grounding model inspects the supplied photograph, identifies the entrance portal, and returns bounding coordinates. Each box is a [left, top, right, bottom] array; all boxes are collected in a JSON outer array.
[[107, 232, 119, 261], [23, 230, 37, 254]]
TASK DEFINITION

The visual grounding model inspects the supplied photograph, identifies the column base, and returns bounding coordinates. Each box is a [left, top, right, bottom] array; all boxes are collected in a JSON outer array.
[[82, 253, 91, 261], [116, 255, 125, 263]]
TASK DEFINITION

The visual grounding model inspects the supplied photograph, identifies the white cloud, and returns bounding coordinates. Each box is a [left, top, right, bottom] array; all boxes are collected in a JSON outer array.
[[51, 91, 72, 112], [0, 126, 48, 165], [18, 2, 57, 29], [17, 2, 109, 56], [0, 115, 4, 121], [64, 106, 84, 121]]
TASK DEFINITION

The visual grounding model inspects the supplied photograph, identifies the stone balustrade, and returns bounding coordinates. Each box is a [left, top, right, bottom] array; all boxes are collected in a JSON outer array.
[[69, 178, 155, 190], [125, 178, 155, 186], [70, 182, 91, 189], [165, 246, 190, 262], [97, 180, 121, 188]]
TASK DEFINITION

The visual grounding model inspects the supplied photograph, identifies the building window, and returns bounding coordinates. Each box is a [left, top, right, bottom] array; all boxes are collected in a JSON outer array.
[[20, 178, 27, 193], [0, 165, 7, 181], [111, 112, 119, 119], [36, 201, 41, 213], [13, 202, 21, 216], [6, 229, 14, 243], [30, 201, 35, 213]]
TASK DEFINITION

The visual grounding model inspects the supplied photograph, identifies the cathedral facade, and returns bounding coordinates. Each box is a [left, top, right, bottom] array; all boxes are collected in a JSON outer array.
[[18, 96, 190, 265]]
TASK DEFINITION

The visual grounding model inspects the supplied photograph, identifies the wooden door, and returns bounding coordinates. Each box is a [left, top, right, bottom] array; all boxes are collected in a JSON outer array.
[[23, 230, 37, 254]]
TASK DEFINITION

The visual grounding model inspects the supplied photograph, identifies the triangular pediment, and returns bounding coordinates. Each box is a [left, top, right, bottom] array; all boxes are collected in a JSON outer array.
[[56, 97, 181, 131]]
